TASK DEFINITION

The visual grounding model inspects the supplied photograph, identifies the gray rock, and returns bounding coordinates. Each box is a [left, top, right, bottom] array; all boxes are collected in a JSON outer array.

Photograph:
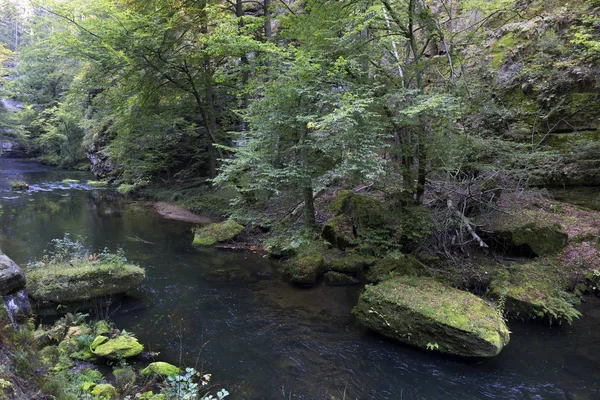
[[0, 254, 26, 296]]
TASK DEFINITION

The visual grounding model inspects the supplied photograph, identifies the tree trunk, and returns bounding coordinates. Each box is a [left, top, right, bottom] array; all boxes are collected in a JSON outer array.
[[303, 185, 316, 229]]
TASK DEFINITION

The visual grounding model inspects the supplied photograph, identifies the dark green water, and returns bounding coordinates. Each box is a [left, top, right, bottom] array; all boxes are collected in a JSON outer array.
[[1, 158, 599, 399]]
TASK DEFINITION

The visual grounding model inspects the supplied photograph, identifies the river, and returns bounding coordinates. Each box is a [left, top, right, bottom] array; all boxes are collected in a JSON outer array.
[[0, 158, 599, 399]]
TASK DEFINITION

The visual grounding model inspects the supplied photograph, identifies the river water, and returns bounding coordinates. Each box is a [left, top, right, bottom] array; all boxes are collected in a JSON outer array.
[[0, 158, 598, 400]]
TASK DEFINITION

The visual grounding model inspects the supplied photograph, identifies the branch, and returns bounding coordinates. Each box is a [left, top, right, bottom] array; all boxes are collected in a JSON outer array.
[[447, 199, 488, 248]]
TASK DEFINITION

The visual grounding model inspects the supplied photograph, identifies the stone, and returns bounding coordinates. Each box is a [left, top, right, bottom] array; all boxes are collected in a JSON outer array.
[[285, 253, 325, 285], [365, 255, 428, 283], [355, 276, 510, 357], [488, 263, 581, 324], [91, 336, 143, 359], [26, 260, 145, 305], [0, 254, 26, 296], [140, 362, 180, 377], [192, 220, 244, 246], [91, 384, 117, 399], [323, 271, 360, 286], [322, 215, 356, 250]]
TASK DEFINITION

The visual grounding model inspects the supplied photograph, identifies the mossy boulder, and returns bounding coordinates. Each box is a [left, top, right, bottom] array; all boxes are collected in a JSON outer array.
[[91, 335, 143, 359], [488, 264, 581, 324], [9, 181, 29, 191], [140, 362, 180, 377], [326, 254, 375, 275], [366, 255, 428, 283], [492, 221, 568, 256], [87, 180, 108, 187], [285, 253, 325, 285], [322, 215, 356, 250], [61, 179, 80, 184], [324, 271, 360, 286], [192, 220, 244, 246], [26, 260, 145, 305], [355, 277, 510, 357], [330, 191, 384, 235], [91, 384, 117, 399]]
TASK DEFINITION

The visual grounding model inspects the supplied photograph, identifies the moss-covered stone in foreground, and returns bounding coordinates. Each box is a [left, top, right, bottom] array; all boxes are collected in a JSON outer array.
[[26, 260, 145, 304], [141, 362, 180, 377], [192, 220, 244, 246], [285, 253, 325, 284], [488, 263, 581, 325], [91, 335, 143, 359], [355, 277, 510, 357]]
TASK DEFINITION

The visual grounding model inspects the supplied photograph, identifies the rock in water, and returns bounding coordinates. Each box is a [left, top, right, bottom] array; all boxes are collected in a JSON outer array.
[[0, 253, 27, 296], [192, 220, 244, 246], [26, 260, 145, 304], [355, 276, 510, 357]]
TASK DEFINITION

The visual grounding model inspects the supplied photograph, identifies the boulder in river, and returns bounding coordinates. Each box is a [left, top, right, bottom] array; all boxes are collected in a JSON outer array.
[[0, 252, 27, 296], [141, 361, 180, 377], [192, 219, 244, 246], [26, 260, 145, 305], [285, 253, 326, 285], [488, 263, 581, 325], [355, 276, 510, 357]]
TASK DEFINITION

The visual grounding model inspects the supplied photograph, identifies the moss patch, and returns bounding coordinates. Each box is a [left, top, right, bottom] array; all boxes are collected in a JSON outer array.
[[26, 260, 146, 304], [192, 220, 244, 246], [322, 215, 356, 250], [488, 263, 581, 325], [91, 336, 143, 359], [366, 255, 428, 283], [87, 180, 108, 187], [9, 181, 29, 191], [323, 271, 359, 286], [285, 253, 325, 285], [140, 362, 180, 377], [355, 276, 510, 357]]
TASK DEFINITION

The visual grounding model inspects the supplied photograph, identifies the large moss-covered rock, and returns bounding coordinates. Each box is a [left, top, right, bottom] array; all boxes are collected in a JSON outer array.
[[91, 384, 117, 399], [493, 222, 567, 256], [323, 271, 360, 286], [329, 191, 384, 235], [141, 362, 180, 377], [284, 253, 325, 285], [488, 263, 581, 324], [326, 253, 375, 275], [26, 260, 145, 304], [192, 220, 244, 246], [0, 253, 26, 295], [91, 335, 143, 359], [355, 277, 510, 357], [322, 215, 356, 250]]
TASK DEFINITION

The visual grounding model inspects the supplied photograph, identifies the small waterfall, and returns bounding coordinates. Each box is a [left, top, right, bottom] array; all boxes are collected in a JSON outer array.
[[2, 289, 31, 328]]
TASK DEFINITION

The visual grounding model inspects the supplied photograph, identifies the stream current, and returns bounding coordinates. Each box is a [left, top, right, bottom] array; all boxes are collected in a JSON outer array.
[[0, 158, 599, 399]]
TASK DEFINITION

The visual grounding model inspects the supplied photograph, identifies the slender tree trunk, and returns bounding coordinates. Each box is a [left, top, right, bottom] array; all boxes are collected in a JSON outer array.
[[264, 0, 272, 39]]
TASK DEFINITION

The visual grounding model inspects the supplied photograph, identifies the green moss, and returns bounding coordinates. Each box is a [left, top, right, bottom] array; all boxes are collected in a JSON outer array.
[[117, 184, 136, 195], [91, 383, 117, 399], [113, 366, 137, 391], [9, 181, 29, 191], [323, 271, 359, 285], [322, 215, 356, 249], [285, 253, 326, 284], [91, 336, 143, 359], [355, 276, 510, 357], [491, 33, 517, 69], [94, 320, 111, 336], [192, 220, 244, 246], [489, 263, 581, 324], [366, 255, 428, 283], [26, 260, 145, 304], [327, 253, 375, 274], [61, 179, 80, 184], [87, 180, 108, 187], [329, 191, 384, 234], [140, 362, 180, 377]]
